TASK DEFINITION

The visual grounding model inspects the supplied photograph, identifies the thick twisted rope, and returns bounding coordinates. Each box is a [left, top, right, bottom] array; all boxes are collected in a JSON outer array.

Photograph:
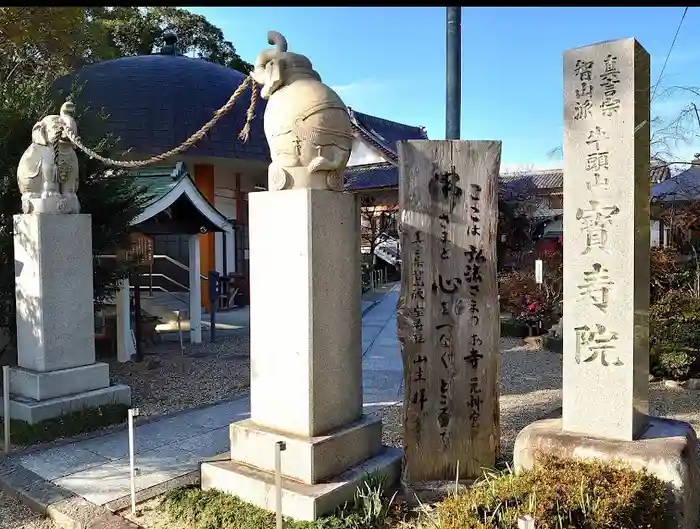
[[63, 76, 258, 169]]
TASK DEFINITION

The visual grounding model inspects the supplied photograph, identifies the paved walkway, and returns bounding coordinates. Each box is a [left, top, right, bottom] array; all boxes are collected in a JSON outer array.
[[11, 286, 403, 507]]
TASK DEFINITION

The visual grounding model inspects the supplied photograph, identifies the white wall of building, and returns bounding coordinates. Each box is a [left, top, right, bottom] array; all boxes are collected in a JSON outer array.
[[214, 167, 238, 275], [347, 137, 388, 166], [651, 219, 661, 247]]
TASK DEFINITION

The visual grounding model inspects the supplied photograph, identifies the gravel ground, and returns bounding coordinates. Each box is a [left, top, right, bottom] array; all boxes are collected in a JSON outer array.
[[366, 337, 563, 459], [0, 490, 56, 529], [108, 334, 250, 418], [367, 337, 700, 461], [11, 335, 700, 529]]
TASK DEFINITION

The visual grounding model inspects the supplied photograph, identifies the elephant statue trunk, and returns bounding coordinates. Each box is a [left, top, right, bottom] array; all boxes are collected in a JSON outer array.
[[267, 30, 288, 53], [252, 31, 354, 192], [16, 100, 81, 214]]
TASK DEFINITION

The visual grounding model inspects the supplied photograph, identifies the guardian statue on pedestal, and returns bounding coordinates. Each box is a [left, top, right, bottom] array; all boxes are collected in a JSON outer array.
[[251, 31, 354, 192], [17, 101, 80, 214]]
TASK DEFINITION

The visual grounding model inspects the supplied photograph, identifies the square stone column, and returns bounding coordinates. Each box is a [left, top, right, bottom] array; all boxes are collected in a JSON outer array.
[[3, 214, 130, 424], [514, 38, 700, 529], [249, 189, 363, 436], [201, 190, 401, 521]]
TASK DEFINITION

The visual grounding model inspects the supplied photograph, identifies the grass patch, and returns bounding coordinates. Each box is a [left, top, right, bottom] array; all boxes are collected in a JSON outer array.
[[431, 455, 667, 529], [6, 403, 128, 446], [159, 471, 396, 529]]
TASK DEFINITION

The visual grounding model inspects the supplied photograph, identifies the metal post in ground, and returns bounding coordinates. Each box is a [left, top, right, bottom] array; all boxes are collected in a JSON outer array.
[[175, 311, 184, 357], [275, 441, 287, 529], [446, 6, 462, 139], [3, 365, 10, 454], [518, 515, 535, 529], [133, 270, 143, 362], [208, 270, 220, 344], [128, 408, 140, 515]]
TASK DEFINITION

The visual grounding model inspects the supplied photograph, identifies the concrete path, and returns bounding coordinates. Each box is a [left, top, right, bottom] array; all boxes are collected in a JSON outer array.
[[11, 285, 403, 507]]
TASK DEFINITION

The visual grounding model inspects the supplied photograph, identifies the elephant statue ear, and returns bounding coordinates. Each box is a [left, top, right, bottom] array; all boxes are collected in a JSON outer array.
[[17, 144, 42, 180], [31, 121, 49, 146], [265, 59, 283, 93]]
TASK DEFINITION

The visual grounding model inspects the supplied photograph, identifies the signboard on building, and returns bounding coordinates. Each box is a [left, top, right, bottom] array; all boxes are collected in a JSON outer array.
[[119, 232, 154, 266]]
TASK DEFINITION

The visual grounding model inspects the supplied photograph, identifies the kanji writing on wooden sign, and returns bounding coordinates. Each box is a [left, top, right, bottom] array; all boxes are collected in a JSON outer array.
[[433, 275, 462, 294], [398, 138, 501, 482], [468, 376, 483, 428], [120, 232, 154, 266], [464, 334, 484, 368], [469, 184, 482, 236], [412, 388, 427, 410], [410, 230, 427, 344], [409, 226, 429, 432], [463, 202, 485, 428], [430, 167, 463, 213], [439, 214, 450, 259], [438, 378, 451, 445]]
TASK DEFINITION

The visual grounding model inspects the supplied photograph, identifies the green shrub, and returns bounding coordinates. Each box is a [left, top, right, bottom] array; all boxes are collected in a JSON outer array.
[[432, 455, 666, 529], [501, 321, 535, 338], [650, 290, 700, 379], [159, 470, 395, 529], [8, 404, 128, 446]]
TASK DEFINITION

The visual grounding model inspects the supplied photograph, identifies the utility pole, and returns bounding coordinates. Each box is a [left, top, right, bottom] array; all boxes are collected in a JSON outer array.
[[446, 7, 462, 140]]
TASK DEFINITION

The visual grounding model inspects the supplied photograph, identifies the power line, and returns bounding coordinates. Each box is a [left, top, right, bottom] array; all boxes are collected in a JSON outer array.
[[652, 6, 689, 101]]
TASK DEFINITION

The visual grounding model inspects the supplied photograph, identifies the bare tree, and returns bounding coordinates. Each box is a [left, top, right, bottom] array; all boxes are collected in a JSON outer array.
[[498, 170, 549, 271], [547, 81, 700, 170], [359, 194, 397, 274]]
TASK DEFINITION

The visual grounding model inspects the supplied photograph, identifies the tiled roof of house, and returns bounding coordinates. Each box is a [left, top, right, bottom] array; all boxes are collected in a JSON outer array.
[[129, 164, 188, 207], [650, 157, 672, 184], [652, 163, 700, 202], [500, 169, 564, 191], [347, 108, 428, 162], [53, 50, 269, 162], [345, 162, 398, 191]]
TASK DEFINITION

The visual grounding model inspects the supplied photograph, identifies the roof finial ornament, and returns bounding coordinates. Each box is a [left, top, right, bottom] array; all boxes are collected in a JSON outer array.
[[160, 32, 178, 55]]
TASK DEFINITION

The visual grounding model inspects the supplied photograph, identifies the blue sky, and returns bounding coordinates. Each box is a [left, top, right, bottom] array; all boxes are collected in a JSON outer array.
[[187, 7, 700, 171]]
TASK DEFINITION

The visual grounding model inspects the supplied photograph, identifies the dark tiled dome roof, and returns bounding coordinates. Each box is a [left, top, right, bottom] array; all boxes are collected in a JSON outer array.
[[53, 53, 270, 162]]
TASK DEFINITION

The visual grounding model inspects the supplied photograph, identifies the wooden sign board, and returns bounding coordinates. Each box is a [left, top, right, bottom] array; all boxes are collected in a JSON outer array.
[[397, 139, 501, 482], [118, 232, 154, 266]]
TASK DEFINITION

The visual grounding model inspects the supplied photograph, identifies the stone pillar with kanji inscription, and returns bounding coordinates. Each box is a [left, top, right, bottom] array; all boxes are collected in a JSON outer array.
[[513, 38, 700, 529], [397, 140, 502, 483]]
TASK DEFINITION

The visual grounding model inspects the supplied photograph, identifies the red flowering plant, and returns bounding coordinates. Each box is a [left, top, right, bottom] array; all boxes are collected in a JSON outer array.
[[499, 246, 563, 331], [517, 293, 551, 327]]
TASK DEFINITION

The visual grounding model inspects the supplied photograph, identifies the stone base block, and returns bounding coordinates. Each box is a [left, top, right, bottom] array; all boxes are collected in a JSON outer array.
[[2, 384, 131, 424], [9, 363, 110, 401], [230, 415, 383, 484], [513, 417, 700, 529], [201, 447, 402, 521]]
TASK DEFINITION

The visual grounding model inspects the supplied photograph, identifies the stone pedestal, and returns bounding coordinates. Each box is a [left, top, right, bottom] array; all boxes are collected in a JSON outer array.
[[3, 214, 130, 424], [201, 189, 401, 521], [514, 418, 700, 529]]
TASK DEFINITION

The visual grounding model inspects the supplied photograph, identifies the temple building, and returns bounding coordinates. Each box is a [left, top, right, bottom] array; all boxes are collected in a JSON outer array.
[[53, 35, 427, 353]]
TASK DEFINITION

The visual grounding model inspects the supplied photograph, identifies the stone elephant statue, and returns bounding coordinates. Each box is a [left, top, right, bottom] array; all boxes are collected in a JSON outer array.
[[17, 101, 80, 214], [251, 31, 354, 192]]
